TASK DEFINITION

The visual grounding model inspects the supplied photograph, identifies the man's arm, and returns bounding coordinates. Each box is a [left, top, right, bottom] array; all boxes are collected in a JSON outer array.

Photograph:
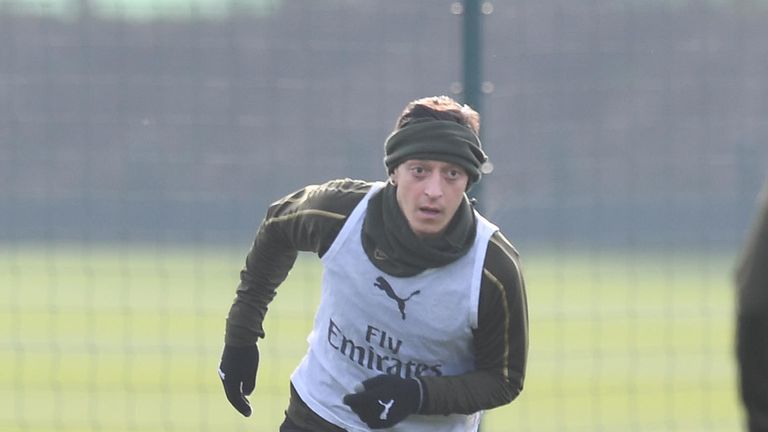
[[419, 231, 528, 414], [736, 180, 768, 431], [225, 179, 371, 346], [737, 180, 768, 312]]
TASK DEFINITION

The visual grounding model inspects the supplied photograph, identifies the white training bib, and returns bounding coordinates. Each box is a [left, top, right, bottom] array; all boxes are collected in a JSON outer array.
[[291, 182, 497, 432]]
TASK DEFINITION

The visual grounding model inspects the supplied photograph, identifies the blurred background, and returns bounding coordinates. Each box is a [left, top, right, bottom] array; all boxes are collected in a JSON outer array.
[[1, 0, 766, 430]]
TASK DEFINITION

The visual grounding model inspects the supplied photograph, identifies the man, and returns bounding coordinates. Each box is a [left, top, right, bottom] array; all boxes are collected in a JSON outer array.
[[219, 96, 528, 431], [736, 178, 768, 432]]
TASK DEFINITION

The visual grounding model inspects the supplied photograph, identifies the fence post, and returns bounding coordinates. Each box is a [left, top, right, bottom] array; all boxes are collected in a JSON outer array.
[[461, 0, 486, 209]]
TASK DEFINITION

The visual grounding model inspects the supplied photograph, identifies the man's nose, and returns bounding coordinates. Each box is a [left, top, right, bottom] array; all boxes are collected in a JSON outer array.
[[424, 173, 444, 198]]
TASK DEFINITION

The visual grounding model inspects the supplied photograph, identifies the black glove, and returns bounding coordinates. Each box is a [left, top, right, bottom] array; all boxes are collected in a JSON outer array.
[[342, 374, 423, 429], [218, 344, 259, 417]]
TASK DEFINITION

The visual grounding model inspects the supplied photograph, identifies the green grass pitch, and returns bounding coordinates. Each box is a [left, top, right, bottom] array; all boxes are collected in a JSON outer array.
[[0, 243, 743, 431]]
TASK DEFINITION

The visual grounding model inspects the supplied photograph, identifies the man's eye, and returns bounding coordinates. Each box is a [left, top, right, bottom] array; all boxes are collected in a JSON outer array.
[[446, 169, 464, 180]]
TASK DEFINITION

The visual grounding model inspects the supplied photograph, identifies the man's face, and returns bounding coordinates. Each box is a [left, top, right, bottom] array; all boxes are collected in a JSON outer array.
[[390, 159, 469, 238]]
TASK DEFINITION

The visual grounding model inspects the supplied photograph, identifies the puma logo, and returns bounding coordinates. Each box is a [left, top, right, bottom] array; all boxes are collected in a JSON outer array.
[[374, 276, 420, 320], [378, 399, 394, 420]]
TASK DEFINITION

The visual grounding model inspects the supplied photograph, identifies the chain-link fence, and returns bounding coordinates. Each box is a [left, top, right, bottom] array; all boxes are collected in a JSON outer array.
[[1, 0, 766, 430]]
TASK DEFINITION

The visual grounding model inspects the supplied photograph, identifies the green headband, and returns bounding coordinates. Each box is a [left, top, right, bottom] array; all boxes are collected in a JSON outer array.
[[383, 120, 489, 183]]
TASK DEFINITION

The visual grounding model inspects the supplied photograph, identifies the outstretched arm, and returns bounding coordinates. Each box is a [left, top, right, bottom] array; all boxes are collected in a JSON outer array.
[[225, 179, 372, 346], [219, 179, 371, 417]]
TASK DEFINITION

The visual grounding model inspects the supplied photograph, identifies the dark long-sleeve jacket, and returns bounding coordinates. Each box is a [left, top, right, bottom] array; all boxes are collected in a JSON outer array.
[[736, 179, 768, 432], [225, 178, 528, 415]]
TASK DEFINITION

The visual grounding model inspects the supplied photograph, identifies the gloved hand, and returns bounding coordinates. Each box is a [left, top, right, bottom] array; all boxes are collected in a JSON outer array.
[[342, 374, 423, 429], [218, 344, 259, 417]]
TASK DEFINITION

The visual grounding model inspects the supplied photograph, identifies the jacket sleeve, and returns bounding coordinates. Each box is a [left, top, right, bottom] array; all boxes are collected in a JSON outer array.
[[419, 230, 528, 414], [736, 180, 768, 312], [735, 180, 768, 431], [224, 179, 371, 346]]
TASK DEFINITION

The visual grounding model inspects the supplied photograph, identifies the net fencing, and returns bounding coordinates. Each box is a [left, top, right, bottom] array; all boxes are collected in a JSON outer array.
[[1, 0, 767, 430]]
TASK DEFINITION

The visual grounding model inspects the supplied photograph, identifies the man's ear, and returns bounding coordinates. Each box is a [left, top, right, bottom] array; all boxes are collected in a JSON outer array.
[[388, 168, 397, 186]]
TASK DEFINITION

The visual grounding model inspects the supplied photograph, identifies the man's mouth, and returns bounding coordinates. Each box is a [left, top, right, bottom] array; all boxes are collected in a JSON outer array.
[[419, 206, 441, 216]]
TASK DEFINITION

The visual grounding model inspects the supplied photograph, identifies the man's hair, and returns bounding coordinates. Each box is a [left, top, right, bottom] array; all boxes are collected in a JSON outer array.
[[394, 96, 480, 135]]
